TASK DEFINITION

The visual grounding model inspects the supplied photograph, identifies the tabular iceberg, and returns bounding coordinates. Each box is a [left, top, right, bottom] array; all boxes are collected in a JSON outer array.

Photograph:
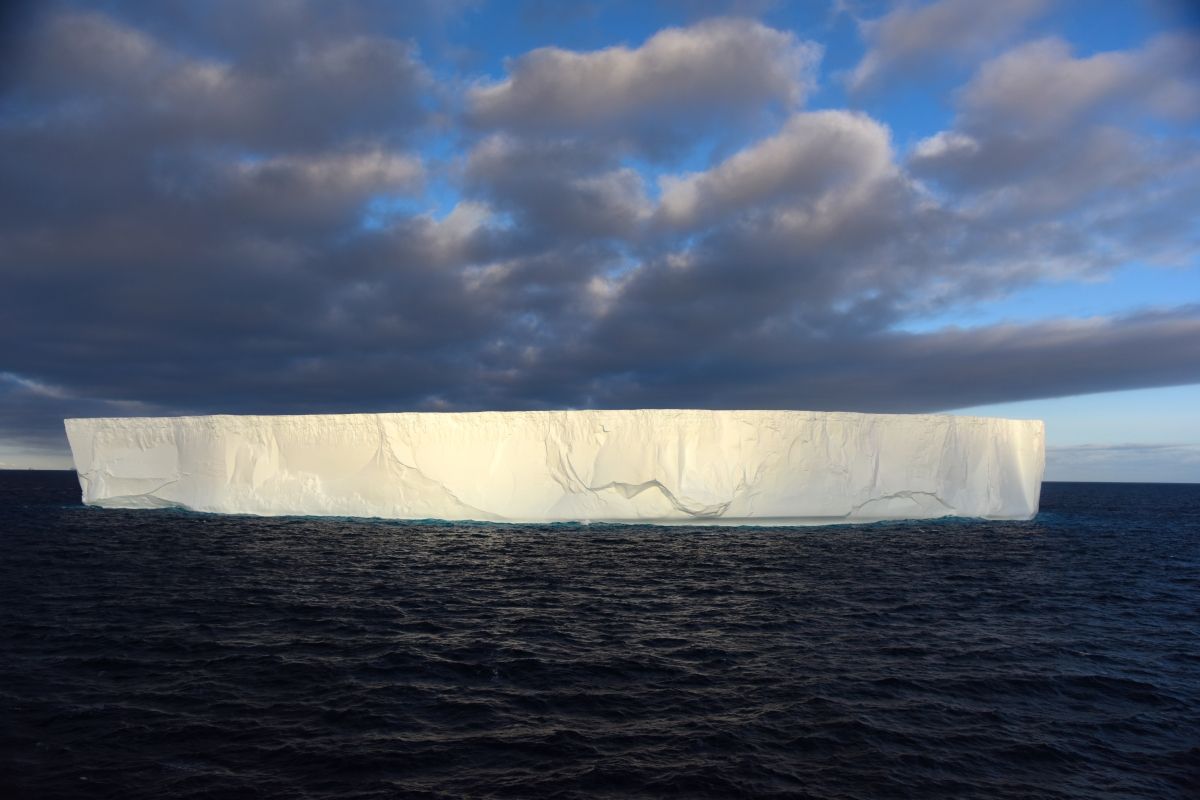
[[64, 410, 1044, 525]]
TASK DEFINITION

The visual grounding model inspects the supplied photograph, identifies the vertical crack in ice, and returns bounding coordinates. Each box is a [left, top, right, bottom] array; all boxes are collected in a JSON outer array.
[[365, 413, 499, 521]]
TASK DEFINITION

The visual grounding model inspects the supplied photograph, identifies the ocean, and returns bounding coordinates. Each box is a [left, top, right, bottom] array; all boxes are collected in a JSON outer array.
[[1, 470, 1197, 799]]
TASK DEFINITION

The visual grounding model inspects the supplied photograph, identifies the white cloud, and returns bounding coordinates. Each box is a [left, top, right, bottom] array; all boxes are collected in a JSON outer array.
[[908, 33, 1200, 267], [468, 18, 821, 152], [0, 372, 70, 400], [848, 0, 1050, 93], [911, 131, 980, 162], [959, 34, 1200, 133], [657, 111, 897, 229]]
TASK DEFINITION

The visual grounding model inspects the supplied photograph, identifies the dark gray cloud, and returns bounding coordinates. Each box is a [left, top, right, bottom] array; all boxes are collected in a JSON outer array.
[[15, 8, 432, 151], [1, 4, 1199, 464], [525, 307, 1200, 412], [464, 135, 650, 242]]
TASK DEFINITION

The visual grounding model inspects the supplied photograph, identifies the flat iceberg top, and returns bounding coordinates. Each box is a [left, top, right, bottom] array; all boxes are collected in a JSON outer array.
[[65, 409, 1044, 525]]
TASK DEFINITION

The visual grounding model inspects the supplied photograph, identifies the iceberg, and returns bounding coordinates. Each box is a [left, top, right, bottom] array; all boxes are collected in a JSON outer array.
[[64, 410, 1044, 525]]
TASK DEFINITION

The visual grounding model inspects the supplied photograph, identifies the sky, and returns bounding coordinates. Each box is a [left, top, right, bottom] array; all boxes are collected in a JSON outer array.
[[0, 0, 1198, 481]]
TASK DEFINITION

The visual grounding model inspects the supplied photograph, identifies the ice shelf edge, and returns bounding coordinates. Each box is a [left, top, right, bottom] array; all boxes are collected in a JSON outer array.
[[64, 409, 1045, 526]]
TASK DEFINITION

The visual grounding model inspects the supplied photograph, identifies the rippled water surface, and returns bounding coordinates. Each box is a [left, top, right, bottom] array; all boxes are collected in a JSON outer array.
[[1, 471, 1198, 799]]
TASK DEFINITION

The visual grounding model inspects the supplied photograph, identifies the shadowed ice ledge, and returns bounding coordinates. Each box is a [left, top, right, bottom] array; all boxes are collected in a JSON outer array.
[[64, 409, 1044, 525]]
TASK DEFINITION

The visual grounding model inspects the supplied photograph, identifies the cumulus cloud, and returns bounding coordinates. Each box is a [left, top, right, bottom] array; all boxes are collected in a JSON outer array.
[[656, 111, 897, 229], [957, 34, 1200, 133], [226, 149, 426, 230], [468, 18, 821, 155], [910, 33, 1200, 266], [848, 0, 1051, 93], [18, 9, 431, 151], [465, 135, 651, 241]]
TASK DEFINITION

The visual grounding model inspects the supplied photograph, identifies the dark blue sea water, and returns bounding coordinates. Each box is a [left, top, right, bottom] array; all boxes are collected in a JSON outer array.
[[1, 471, 1197, 799]]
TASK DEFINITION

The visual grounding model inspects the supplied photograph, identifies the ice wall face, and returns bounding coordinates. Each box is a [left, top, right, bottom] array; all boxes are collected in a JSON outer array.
[[64, 410, 1044, 525]]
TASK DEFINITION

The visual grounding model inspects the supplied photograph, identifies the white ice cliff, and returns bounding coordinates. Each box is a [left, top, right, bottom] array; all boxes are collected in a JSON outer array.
[[64, 410, 1044, 525]]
